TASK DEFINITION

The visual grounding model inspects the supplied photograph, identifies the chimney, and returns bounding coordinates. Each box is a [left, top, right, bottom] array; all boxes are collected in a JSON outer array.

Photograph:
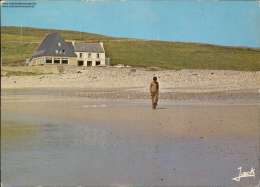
[[99, 42, 104, 48]]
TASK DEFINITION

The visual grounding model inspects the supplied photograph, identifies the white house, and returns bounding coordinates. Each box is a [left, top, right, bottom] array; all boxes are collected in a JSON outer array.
[[30, 32, 107, 67], [73, 42, 106, 66]]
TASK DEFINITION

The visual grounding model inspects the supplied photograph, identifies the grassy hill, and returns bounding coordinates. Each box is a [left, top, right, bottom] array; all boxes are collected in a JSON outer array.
[[2, 26, 260, 71]]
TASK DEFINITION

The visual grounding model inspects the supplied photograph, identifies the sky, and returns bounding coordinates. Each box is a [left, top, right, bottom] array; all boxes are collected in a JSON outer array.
[[1, 0, 260, 48]]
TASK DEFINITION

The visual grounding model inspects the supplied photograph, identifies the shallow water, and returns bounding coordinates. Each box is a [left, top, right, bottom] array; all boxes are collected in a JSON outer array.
[[1, 99, 260, 186]]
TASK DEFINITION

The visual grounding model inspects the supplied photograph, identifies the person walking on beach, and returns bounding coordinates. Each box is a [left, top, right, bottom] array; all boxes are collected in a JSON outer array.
[[150, 76, 159, 109]]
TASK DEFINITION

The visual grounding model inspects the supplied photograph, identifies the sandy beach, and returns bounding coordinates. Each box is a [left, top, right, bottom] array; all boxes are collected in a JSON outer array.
[[2, 94, 260, 186], [2, 67, 260, 92], [2, 67, 260, 104], [1, 67, 260, 186]]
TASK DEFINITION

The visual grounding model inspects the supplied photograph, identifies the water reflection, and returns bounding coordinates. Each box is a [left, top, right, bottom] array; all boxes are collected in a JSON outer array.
[[2, 121, 39, 149], [1, 114, 259, 186]]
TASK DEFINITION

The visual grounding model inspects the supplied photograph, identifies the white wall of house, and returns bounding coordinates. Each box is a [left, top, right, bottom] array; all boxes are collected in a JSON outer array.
[[75, 52, 106, 66], [45, 57, 70, 65], [42, 56, 70, 65], [30, 56, 79, 66], [30, 53, 105, 66], [30, 57, 45, 65]]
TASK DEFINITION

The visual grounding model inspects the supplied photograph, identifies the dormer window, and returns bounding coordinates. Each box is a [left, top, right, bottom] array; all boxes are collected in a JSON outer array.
[[79, 53, 83, 58]]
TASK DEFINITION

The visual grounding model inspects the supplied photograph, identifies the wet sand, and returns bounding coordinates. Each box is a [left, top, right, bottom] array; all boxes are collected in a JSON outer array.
[[2, 93, 260, 139], [1, 89, 260, 186]]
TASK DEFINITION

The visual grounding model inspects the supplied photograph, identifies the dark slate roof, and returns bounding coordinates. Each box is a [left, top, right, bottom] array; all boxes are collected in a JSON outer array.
[[32, 32, 77, 58], [74, 42, 104, 53]]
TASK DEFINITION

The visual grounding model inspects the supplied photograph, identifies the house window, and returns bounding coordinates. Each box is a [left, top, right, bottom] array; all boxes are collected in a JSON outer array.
[[96, 61, 101, 66], [97, 53, 100, 58], [79, 53, 83, 58], [62, 59, 68, 64], [87, 61, 92, 67], [88, 53, 91, 58], [54, 58, 60, 64], [46, 57, 52, 64], [78, 60, 84, 66]]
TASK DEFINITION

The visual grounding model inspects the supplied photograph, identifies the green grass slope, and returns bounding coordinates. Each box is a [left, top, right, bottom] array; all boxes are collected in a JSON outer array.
[[2, 26, 260, 71]]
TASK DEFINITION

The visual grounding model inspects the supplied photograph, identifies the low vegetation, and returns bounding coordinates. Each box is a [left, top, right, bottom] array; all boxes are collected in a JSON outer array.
[[2, 26, 260, 71]]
